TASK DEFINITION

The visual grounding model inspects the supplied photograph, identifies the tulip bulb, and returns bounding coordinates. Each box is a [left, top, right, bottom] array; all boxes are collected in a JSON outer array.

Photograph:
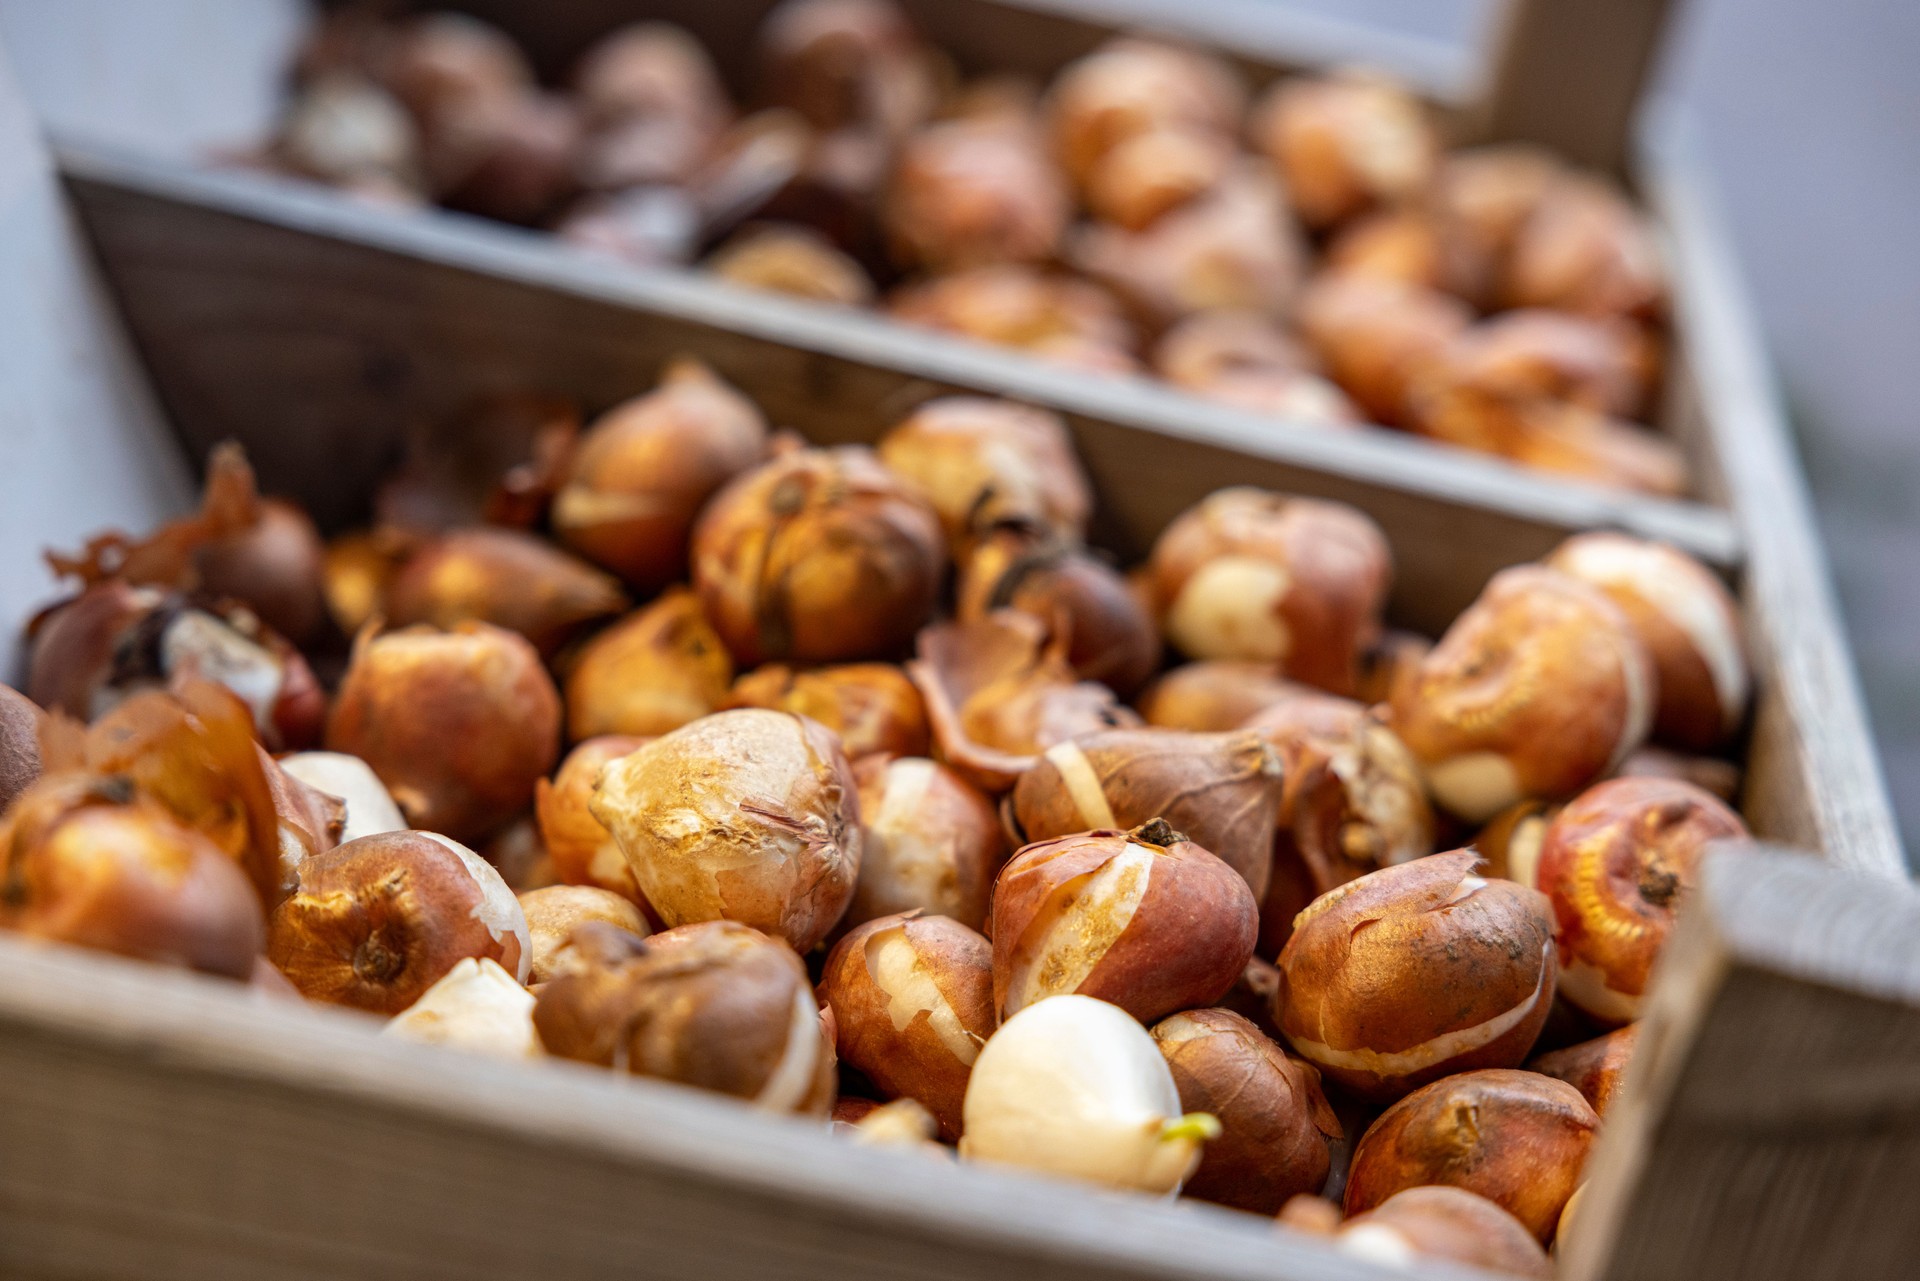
[[1335, 1187, 1553, 1279], [877, 397, 1092, 554], [383, 957, 540, 1059], [960, 994, 1217, 1193], [564, 587, 733, 741], [726, 662, 929, 760], [277, 751, 407, 846], [535, 735, 651, 905], [1252, 69, 1437, 231], [848, 756, 1006, 931]]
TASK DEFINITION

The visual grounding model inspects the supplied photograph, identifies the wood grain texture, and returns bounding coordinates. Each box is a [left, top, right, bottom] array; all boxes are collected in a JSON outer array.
[[1472, 0, 1680, 174], [1567, 845, 1920, 1281], [55, 140, 1738, 642], [1641, 130, 1905, 878], [0, 933, 1492, 1281]]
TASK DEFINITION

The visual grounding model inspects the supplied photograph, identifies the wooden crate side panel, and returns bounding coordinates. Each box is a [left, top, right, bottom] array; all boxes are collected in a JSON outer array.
[[0, 936, 1465, 1281], [1643, 136, 1905, 878], [1568, 846, 1920, 1281], [57, 148, 1738, 639]]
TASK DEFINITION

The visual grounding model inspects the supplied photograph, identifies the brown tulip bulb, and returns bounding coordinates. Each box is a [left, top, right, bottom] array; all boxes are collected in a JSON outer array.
[[848, 756, 1006, 932], [535, 736, 652, 906], [1008, 729, 1282, 902], [1333, 1186, 1553, 1279], [1529, 1023, 1640, 1119], [1085, 124, 1234, 231], [518, 884, 651, 985], [384, 527, 628, 659], [1147, 488, 1391, 694], [908, 612, 1142, 794], [1069, 170, 1309, 329], [1274, 850, 1558, 1100], [0, 781, 264, 978], [706, 223, 876, 305], [1152, 1008, 1341, 1213], [1045, 38, 1246, 189], [1345, 1069, 1598, 1243], [1535, 776, 1749, 1025], [1153, 309, 1313, 389], [1502, 408, 1690, 496], [0, 684, 45, 815], [375, 12, 530, 123], [564, 588, 733, 742], [325, 623, 561, 843], [1546, 532, 1749, 750], [877, 397, 1092, 553], [883, 116, 1068, 272], [818, 912, 995, 1138], [590, 709, 861, 952], [1388, 565, 1654, 823], [992, 819, 1258, 1024], [1296, 273, 1472, 427], [194, 496, 331, 647], [954, 531, 1160, 697], [1323, 208, 1446, 289], [27, 584, 326, 752], [692, 445, 946, 666], [571, 22, 728, 158], [1241, 692, 1434, 951], [1430, 144, 1564, 308], [554, 359, 769, 593], [1432, 309, 1656, 420], [1136, 661, 1305, 733], [725, 663, 929, 759], [534, 919, 835, 1113], [757, 0, 937, 135], [428, 90, 583, 226], [1503, 174, 1667, 322], [1252, 70, 1437, 231], [887, 265, 1139, 368], [268, 829, 531, 1012]]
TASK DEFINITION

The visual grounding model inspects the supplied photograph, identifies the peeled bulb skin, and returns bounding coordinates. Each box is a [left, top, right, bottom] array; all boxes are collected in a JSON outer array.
[[1147, 488, 1390, 696], [691, 445, 947, 667], [961, 994, 1215, 1194], [1387, 565, 1653, 823], [590, 709, 861, 953], [1345, 1069, 1599, 1245], [1008, 729, 1283, 902], [324, 622, 561, 843], [533, 919, 835, 1114], [382, 957, 540, 1059], [1335, 1186, 1553, 1279], [1534, 776, 1749, 1025], [1274, 850, 1558, 1101], [1546, 532, 1749, 750], [848, 756, 1006, 932], [991, 820, 1258, 1025], [817, 912, 996, 1139], [267, 829, 531, 1014], [1152, 1009, 1341, 1214], [535, 735, 651, 905], [564, 587, 733, 741]]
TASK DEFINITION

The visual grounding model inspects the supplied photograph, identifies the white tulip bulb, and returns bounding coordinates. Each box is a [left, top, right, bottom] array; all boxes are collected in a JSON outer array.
[[279, 751, 407, 844], [382, 958, 540, 1060], [959, 995, 1219, 1193]]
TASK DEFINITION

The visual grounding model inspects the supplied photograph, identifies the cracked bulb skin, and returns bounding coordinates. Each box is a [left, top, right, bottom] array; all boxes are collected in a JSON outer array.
[[1387, 565, 1653, 824], [1345, 1069, 1599, 1245], [991, 819, 1257, 1025], [1151, 1008, 1341, 1214], [535, 919, 835, 1113], [1147, 488, 1390, 696], [1534, 776, 1750, 1025], [817, 912, 995, 1139], [961, 994, 1214, 1194], [1274, 850, 1557, 1101], [267, 829, 531, 1014], [589, 709, 861, 953]]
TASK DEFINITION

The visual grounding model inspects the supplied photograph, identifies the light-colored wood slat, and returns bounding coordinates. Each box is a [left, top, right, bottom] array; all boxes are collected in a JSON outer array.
[[1640, 127, 1905, 879], [1567, 844, 1920, 1281], [1471, 0, 1680, 174], [0, 933, 1495, 1281], [55, 138, 1740, 646]]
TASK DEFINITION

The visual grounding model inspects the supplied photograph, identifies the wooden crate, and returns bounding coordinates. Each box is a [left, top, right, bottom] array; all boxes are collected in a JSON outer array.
[[0, 3, 1913, 1280]]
